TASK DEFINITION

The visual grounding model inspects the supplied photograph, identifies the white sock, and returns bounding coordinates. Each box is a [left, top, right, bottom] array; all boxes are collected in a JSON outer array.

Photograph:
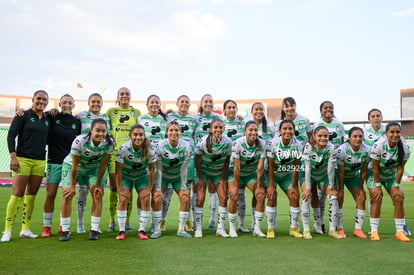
[[43, 212, 53, 227], [266, 206, 277, 230], [355, 209, 365, 230], [194, 207, 204, 231], [328, 195, 338, 232], [117, 210, 127, 232], [191, 193, 198, 224], [290, 206, 300, 230], [254, 211, 264, 231], [312, 207, 322, 227], [319, 190, 326, 225], [395, 218, 405, 232], [370, 217, 380, 232], [229, 213, 237, 232], [237, 189, 246, 227], [162, 188, 174, 220], [301, 198, 311, 231], [218, 206, 227, 231], [139, 210, 150, 232], [178, 211, 189, 232], [77, 187, 88, 227], [152, 210, 162, 232], [60, 217, 70, 232], [209, 192, 217, 224], [337, 208, 343, 230], [91, 216, 101, 231], [251, 207, 256, 229]]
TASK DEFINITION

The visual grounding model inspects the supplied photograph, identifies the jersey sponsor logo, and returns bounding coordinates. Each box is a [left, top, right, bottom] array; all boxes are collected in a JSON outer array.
[[119, 115, 130, 123]]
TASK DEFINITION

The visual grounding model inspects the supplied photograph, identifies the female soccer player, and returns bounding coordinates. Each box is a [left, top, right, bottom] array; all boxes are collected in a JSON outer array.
[[302, 126, 342, 239], [194, 118, 232, 237], [250, 102, 275, 232], [40, 94, 81, 237], [194, 94, 221, 231], [313, 100, 345, 233], [336, 127, 371, 239], [2, 90, 49, 242], [364, 109, 386, 147], [228, 121, 266, 238], [75, 93, 110, 234], [222, 99, 249, 233], [164, 95, 197, 232], [138, 94, 168, 231], [114, 124, 158, 240], [267, 120, 303, 239], [368, 122, 410, 242], [106, 87, 141, 233], [275, 97, 312, 144], [155, 121, 193, 238], [59, 118, 114, 241]]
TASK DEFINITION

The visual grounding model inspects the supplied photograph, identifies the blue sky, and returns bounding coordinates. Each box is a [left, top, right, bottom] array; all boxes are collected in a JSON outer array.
[[0, 0, 413, 121]]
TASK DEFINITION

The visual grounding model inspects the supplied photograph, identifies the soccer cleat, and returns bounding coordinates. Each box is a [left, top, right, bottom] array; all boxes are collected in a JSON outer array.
[[116, 231, 126, 240], [89, 230, 99, 240], [138, 231, 148, 240], [150, 224, 155, 233], [289, 228, 303, 238], [216, 228, 229, 238], [395, 231, 410, 242], [208, 221, 216, 231], [194, 228, 203, 238], [238, 225, 250, 233], [321, 224, 327, 234], [403, 224, 412, 236], [150, 231, 162, 239], [125, 223, 133, 233], [19, 230, 38, 239], [77, 225, 86, 234], [353, 229, 367, 239], [370, 231, 380, 241], [59, 231, 70, 241], [313, 224, 324, 234], [98, 227, 103, 234], [160, 220, 166, 232], [253, 229, 266, 238], [303, 230, 312, 239], [185, 220, 193, 232], [107, 221, 116, 232], [328, 230, 343, 239], [229, 229, 238, 238], [337, 229, 347, 239], [266, 228, 275, 239], [41, 226, 51, 238], [177, 230, 192, 238], [1, 231, 11, 242]]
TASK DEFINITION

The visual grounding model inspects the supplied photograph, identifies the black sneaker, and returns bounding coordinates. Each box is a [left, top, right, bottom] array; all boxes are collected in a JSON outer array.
[[59, 231, 70, 241], [321, 224, 327, 234], [89, 230, 99, 240]]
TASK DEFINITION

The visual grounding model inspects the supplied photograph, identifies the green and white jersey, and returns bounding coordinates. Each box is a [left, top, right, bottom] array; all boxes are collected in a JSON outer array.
[[195, 135, 232, 177], [106, 106, 141, 149], [115, 140, 157, 180], [275, 113, 311, 144], [137, 114, 167, 149], [76, 111, 110, 134], [364, 124, 386, 148], [63, 134, 114, 173], [370, 137, 410, 180], [313, 118, 345, 148], [231, 136, 266, 177], [257, 121, 275, 144], [155, 139, 192, 189], [194, 113, 221, 144], [302, 142, 336, 189], [336, 142, 371, 179], [167, 113, 197, 147], [267, 136, 303, 178], [224, 118, 245, 142]]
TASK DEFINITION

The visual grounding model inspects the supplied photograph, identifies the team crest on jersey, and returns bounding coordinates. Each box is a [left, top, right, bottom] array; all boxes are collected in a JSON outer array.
[[56, 120, 61, 124], [237, 122, 243, 129], [160, 120, 166, 127], [179, 149, 186, 158]]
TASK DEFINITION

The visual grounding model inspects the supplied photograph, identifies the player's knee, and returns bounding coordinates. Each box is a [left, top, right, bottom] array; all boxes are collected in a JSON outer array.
[[255, 191, 265, 202], [290, 190, 300, 202], [152, 191, 163, 205], [180, 191, 190, 204], [392, 191, 404, 205], [230, 193, 239, 203]]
